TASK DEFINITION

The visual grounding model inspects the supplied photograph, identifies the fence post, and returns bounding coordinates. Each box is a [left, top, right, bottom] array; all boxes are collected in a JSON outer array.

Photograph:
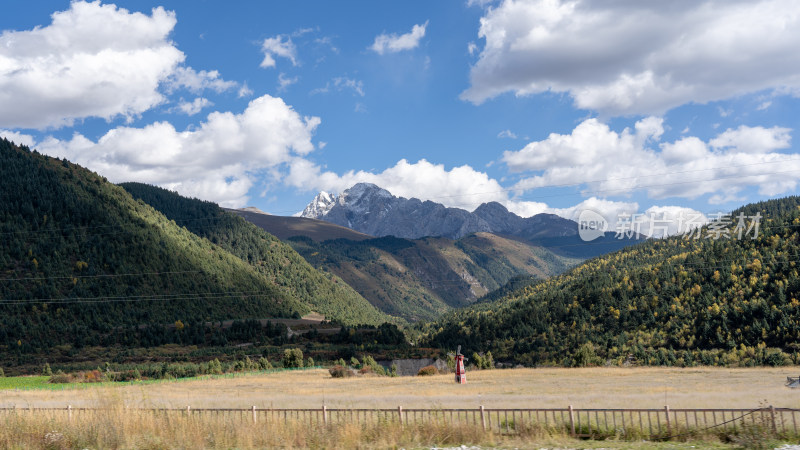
[[770, 405, 778, 435], [252, 405, 257, 424], [322, 405, 327, 426], [398, 406, 403, 425], [68, 405, 72, 421], [480, 405, 486, 431], [664, 405, 671, 435], [568, 405, 576, 437]]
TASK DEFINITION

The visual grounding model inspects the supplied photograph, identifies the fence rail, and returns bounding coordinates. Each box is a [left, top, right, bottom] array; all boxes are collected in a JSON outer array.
[[1, 405, 798, 439]]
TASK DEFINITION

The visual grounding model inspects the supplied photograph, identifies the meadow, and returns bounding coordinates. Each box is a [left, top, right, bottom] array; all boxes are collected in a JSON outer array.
[[1, 367, 799, 448], [2, 366, 799, 410]]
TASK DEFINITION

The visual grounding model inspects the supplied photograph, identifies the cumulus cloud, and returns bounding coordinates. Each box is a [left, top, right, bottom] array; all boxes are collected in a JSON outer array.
[[174, 97, 213, 116], [36, 95, 320, 207], [504, 117, 798, 202], [0, 1, 184, 129], [260, 35, 297, 68], [462, 0, 800, 115], [370, 21, 428, 54], [0, 130, 36, 147], [287, 158, 509, 210]]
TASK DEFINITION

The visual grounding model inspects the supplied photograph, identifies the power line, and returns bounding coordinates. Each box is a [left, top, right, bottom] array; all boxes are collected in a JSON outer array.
[[0, 270, 203, 283]]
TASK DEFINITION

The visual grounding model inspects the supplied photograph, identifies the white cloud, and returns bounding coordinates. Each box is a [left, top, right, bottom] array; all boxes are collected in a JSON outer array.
[[550, 197, 639, 232], [238, 83, 254, 98], [287, 158, 507, 211], [175, 97, 213, 116], [462, 0, 800, 115], [277, 73, 298, 91], [709, 125, 791, 154], [310, 77, 365, 97], [167, 67, 237, 93], [314, 36, 339, 54], [0, 130, 36, 147], [504, 117, 799, 202], [333, 77, 365, 97], [36, 95, 320, 207], [370, 21, 428, 55], [260, 35, 297, 68], [0, 1, 184, 129], [497, 129, 517, 139], [467, 0, 496, 7]]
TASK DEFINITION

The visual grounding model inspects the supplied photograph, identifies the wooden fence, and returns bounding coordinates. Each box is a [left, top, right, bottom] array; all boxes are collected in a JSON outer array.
[[1, 405, 798, 439]]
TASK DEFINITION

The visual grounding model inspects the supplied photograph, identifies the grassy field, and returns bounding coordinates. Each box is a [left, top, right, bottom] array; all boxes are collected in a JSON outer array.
[[2, 366, 799, 409], [0, 376, 50, 390], [1, 367, 798, 448]]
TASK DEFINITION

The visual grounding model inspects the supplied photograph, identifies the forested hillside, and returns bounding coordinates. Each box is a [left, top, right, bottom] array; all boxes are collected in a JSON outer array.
[[425, 196, 800, 367], [0, 139, 311, 353], [120, 182, 390, 326], [275, 232, 577, 322]]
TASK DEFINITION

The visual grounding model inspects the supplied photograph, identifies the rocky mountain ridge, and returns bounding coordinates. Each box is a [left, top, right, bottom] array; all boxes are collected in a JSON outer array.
[[301, 183, 577, 241]]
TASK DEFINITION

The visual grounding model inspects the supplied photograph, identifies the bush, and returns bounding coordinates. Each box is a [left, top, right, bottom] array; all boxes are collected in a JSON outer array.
[[48, 371, 73, 384], [42, 363, 52, 376], [360, 355, 386, 376], [329, 365, 353, 378], [258, 357, 272, 370], [282, 348, 304, 368], [417, 365, 438, 376]]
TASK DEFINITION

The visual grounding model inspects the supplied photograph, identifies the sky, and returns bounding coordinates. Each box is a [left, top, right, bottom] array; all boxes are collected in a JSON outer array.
[[2, 0, 800, 235]]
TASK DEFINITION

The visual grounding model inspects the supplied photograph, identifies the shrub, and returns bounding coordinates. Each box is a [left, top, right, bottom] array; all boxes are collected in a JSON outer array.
[[360, 355, 386, 376], [42, 363, 52, 376], [282, 348, 304, 368], [48, 371, 73, 384], [306, 357, 315, 367], [417, 365, 438, 376], [329, 365, 353, 378], [258, 357, 272, 370], [82, 370, 104, 382]]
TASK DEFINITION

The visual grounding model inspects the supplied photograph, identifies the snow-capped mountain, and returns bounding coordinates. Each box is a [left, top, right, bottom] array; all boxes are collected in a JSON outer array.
[[301, 191, 337, 218], [300, 182, 577, 241]]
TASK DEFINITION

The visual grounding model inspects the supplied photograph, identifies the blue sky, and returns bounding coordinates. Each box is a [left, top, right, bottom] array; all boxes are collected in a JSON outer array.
[[2, 0, 800, 233]]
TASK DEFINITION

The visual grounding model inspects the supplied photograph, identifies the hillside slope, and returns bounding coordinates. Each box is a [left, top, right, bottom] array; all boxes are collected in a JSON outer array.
[[0, 139, 307, 351], [425, 196, 800, 367], [283, 232, 578, 322], [120, 183, 391, 326], [227, 208, 371, 242]]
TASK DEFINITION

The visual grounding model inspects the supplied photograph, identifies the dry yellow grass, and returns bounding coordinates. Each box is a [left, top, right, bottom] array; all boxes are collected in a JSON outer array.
[[3, 366, 799, 410]]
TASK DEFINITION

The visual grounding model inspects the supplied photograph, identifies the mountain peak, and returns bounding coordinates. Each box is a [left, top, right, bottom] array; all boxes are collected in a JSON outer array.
[[301, 190, 337, 219], [341, 183, 393, 203]]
